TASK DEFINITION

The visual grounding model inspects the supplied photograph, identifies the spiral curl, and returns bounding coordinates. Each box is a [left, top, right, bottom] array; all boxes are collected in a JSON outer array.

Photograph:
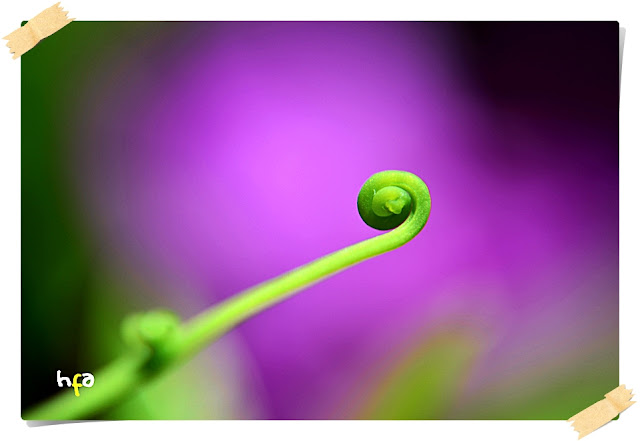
[[357, 170, 431, 233]]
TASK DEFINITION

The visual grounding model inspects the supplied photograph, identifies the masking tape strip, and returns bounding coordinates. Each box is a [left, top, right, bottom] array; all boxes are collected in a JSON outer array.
[[568, 385, 635, 439], [3, 2, 73, 59]]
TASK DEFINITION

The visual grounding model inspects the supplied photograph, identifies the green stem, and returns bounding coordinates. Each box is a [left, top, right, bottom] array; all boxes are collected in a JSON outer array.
[[23, 170, 431, 420]]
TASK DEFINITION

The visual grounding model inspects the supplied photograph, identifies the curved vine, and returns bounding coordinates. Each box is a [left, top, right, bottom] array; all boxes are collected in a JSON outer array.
[[24, 170, 431, 420]]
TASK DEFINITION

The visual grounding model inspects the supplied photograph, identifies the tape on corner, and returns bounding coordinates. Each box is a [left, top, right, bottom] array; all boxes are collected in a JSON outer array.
[[3, 2, 73, 59], [568, 385, 635, 439]]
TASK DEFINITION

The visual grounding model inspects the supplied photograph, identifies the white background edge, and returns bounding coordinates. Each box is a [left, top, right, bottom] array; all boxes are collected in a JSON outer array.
[[0, 2, 637, 440]]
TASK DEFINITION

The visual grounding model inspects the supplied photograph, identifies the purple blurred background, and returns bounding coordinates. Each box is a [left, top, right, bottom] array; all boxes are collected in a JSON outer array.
[[66, 22, 617, 418]]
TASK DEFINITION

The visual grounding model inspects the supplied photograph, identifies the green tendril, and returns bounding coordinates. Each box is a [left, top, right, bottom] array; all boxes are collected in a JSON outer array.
[[23, 170, 431, 420]]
